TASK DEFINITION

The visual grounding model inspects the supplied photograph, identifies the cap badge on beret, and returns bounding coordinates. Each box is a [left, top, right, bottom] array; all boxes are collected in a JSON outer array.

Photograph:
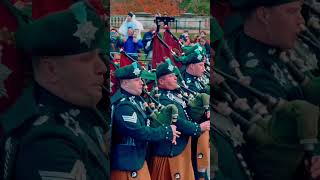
[[197, 54, 203, 61], [165, 58, 174, 72], [197, 45, 203, 52], [71, 2, 98, 48], [0, 45, 12, 98], [132, 62, 141, 76]]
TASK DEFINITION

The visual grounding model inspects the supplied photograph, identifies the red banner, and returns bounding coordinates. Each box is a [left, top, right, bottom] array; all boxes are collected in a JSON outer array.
[[163, 30, 182, 68], [151, 35, 170, 69]]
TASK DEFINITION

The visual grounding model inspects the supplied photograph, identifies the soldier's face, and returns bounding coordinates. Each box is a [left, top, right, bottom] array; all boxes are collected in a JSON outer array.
[[194, 62, 205, 77], [54, 49, 106, 107], [189, 62, 205, 77], [159, 73, 178, 90], [264, 1, 304, 49], [122, 77, 143, 96]]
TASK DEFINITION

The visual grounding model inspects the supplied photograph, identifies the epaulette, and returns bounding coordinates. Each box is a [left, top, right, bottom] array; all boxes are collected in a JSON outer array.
[[111, 90, 125, 105]]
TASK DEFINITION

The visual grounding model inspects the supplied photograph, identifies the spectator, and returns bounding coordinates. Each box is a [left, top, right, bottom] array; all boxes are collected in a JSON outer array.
[[119, 27, 143, 60], [118, 11, 144, 39], [199, 37, 210, 58], [142, 23, 156, 59], [193, 34, 201, 43], [110, 28, 121, 52]]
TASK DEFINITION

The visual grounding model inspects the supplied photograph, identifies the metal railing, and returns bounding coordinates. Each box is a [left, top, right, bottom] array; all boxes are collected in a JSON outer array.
[[110, 16, 210, 33]]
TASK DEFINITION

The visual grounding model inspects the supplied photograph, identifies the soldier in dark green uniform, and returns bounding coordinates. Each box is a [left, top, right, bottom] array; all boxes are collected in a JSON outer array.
[[148, 60, 210, 180], [0, 2, 110, 180], [110, 62, 180, 180], [179, 51, 209, 180], [216, 0, 320, 179]]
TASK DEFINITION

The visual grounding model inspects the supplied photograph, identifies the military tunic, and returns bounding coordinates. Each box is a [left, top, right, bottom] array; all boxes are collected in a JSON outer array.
[[227, 31, 304, 100], [184, 72, 207, 94], [111, 89, 173, 178], [183, 72, 210, 180], [149, 88, 201, 180], [3, 84, 109, 180], [222, 29, 320, 180]]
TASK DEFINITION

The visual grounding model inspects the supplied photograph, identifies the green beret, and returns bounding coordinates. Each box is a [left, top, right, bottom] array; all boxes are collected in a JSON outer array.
[[230, 0, 299, 9], [182, 44, 205, 56], [156, 58, 176, 78], [15, 2, 105, 57], [115, 62, 143, 80], [175, 51, 204, 65]]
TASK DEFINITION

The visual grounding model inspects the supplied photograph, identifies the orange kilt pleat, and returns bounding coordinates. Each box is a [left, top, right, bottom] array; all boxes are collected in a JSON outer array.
[[150, 138, 195, 180], [196, 131, 210, 169], [111, 161, 151, 180]]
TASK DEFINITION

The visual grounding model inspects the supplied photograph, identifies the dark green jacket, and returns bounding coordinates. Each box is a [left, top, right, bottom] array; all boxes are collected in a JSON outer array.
[[111, 89, 173, 171], [149, 89, 201, 157], [225, 30, 304, 100], [183, 72, 206, 93], [1, 84, 109, 180]]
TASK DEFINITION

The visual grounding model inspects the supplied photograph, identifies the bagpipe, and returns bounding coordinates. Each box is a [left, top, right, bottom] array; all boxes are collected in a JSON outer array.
[[212, 15, 320, 179], [110, 49, 179, 128], [161, 58, 210, 123], [151, 22, 212, 122]]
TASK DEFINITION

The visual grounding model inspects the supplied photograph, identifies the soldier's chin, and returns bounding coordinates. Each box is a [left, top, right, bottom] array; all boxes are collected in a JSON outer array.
[[137, 89, 143, 96]]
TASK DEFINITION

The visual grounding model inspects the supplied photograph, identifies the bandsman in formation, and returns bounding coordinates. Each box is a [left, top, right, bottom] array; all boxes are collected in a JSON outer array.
[[147, 60, 210, 180], [110, 62, 180, 180]]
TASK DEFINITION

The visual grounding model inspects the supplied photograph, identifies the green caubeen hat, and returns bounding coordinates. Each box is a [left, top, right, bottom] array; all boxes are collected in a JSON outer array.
[[175, 50, 204, 65], [115, 62, 143, 80], [156, 58, 178, 78], [182, 43, 205, 56], [15, 1, 105, 57], [230, 0, 299, 9]]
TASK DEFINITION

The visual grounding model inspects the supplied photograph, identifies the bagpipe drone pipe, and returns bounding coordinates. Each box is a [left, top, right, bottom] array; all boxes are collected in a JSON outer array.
[[110, 49, 180, 128], [212, 18, 320, 179]]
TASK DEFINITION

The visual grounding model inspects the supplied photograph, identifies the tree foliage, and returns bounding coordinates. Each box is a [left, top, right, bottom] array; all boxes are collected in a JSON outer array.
[[179, 0, 210, 15], [110, 0, 209, 16]]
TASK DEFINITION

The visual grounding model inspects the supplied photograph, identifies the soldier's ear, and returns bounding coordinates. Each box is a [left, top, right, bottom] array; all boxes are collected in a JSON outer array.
[[35, 57, 60, 83], [256, 7, 271, 25], [158, 77, 165, 86]]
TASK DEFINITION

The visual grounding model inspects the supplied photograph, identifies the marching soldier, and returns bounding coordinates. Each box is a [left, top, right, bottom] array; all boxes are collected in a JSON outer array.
[[180, 51, 210, 180], [1, 2, 110, 180], [214, 0, 320, 179], [148, 60, 210, 180], [110, 62, 180, 180]]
